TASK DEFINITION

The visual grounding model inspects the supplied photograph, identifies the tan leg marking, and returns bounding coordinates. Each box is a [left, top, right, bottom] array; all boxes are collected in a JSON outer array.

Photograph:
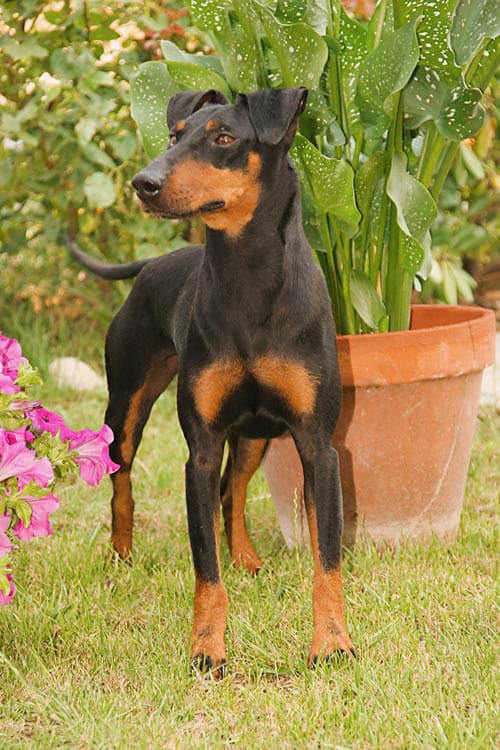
[[191, 577, 229, 677], [222, 439, 266, 574], [193, 359, 245, 424], [252, 356, 318, 415], [307, 508, 354, 663], [111, 355, 179, 560], [191, 507, 228, 677]]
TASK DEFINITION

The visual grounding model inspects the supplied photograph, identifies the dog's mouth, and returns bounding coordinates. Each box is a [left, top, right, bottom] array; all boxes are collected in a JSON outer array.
[[137, 196, 225, 220]]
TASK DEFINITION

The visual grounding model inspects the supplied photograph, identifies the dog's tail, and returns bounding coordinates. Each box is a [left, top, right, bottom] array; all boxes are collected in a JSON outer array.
[[67, 237, 151, 280]]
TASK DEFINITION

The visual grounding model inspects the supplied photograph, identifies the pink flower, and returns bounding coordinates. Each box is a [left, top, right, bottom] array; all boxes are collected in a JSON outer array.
[[12, 493, 60, 541], [28, 406, 73, 439], [0, 574, 16, 605], [68, 424, 120, 486], [0, 428, 54, 489], [0, 513, 12, 557], [4, 425, 35, 444], [0, 332, 27, 394]]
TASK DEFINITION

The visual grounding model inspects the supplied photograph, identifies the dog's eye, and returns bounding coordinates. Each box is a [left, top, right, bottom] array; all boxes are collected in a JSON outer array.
[[169, 133, 177, 146], [215, 133, 235, 146]]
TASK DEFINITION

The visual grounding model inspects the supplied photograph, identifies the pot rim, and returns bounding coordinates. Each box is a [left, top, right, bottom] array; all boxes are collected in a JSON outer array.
[[336, 304, 496, 387]]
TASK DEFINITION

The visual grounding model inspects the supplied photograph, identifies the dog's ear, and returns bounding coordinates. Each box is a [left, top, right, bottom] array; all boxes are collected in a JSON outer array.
[[237, 87, 308, 148], [166, 90, 229, 129]]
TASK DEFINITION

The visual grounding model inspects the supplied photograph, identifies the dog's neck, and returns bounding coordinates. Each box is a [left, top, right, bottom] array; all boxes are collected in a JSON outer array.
[[203, 158, 306, 272]]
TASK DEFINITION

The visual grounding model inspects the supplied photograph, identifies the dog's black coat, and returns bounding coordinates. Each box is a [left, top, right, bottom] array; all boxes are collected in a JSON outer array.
[[70, 87, 353, 672]]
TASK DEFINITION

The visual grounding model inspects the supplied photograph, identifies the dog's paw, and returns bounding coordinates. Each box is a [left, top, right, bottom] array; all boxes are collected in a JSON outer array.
[[308, 633, 356, 667], [191, 652, 227, 680], [233, 548, 263, 576]]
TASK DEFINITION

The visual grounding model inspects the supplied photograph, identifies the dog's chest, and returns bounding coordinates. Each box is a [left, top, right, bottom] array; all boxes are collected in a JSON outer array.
[[191, 355, 318, 429]]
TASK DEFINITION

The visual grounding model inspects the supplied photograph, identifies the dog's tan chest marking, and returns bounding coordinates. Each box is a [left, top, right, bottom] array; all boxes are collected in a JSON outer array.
[[193, 359, 246, 424], [193, 355, 317, 423], [252, 355, 318, 415]]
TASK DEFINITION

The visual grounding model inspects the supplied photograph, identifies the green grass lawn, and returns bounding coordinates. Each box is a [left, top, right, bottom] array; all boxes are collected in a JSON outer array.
[[1, 374, 498, 749]]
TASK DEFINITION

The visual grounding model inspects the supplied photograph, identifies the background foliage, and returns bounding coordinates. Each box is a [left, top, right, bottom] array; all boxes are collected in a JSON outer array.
[[130, 0, 500, 334], [0, 0, 206, 359], [0, 0, 498, 352]]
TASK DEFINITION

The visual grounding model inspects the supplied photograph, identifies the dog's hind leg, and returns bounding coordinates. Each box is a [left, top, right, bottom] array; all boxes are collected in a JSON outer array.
[[221, 436, 267, 574], [104, 309, 178, 561]]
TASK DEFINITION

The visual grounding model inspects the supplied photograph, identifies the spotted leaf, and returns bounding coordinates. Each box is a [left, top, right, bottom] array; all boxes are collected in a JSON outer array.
[[130, 62, 178, 159], [450, 0, 500, 67], [356, 16, 420, 138], [404, 66, 485, 140], [255, 3, 328, 88], [350, 269, 387, 331], [387, 151, 437, 276], [291, 133, 360, 237]]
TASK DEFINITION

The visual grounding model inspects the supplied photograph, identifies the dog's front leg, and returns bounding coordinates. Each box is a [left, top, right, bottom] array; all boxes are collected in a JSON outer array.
[[184, 427, 228, 677], [292, 429, 355, 664]]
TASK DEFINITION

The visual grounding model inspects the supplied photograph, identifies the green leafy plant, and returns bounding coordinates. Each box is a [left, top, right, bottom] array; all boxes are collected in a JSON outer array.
[[130, 0, 499, 334], [0, 0, 195, 342]]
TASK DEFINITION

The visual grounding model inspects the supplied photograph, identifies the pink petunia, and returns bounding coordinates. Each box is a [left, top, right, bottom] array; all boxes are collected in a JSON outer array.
[[28, 406, 73, 439], [4, 425, 35, 444], [0, 332, 27, 395], [0, 428, 54, 489], [68, 424, 120, 486], [0, 573, 16, 605], [0, 513, 12, 557], [12, 493, 60, 541]]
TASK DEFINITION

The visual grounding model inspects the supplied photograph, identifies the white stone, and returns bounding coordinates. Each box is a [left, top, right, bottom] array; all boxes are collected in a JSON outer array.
[[479, 332, 500, 409], [49, 357, 106, 393]]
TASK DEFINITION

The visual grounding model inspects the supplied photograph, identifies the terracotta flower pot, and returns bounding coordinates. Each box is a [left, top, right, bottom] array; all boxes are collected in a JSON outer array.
[[263, 305, 496, 548]]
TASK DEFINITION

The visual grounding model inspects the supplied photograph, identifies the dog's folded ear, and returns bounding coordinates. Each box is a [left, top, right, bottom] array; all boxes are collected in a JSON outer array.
[[166, 90, 229, 129], [237, 87, 308, 148]]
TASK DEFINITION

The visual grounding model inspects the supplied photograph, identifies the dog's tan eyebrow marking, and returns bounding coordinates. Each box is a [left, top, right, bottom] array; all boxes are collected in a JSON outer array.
[[175, 120, 186, 133], [205, 119, 220, 131]]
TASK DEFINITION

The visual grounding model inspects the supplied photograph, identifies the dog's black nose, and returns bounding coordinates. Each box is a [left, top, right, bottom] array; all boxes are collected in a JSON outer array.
[[132, 171, 164, 197]]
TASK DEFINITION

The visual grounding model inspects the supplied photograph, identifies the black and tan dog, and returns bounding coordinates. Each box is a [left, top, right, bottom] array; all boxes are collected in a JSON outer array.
[[70, 86, 354, 675]]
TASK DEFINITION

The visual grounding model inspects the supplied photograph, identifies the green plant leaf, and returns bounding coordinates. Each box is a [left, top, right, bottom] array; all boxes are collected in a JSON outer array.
[[187, 0, 228, 30], [219, 13, 263, 91], [355, 152, 386, 223], [303, 0, 328, 34], [75, 117, 99, 145], [1, 36, 48, 59], [441, 260, 458, 304], [255, 3, 328, 88], [450, 263, 476, 301], [91, 27, 120, 41], [130, 62, 179, 159], [291, 153, 325, 250], [356, 16, 420, 138], [397, 0, 461, 82], [80, 143, 115, 170], [50, 47, 95, 80], [404, 66, 486, 141], [276, 0, 307, 24], [107, 132, 137, 162], [291, 134, 360, 237], [160, 41, 224, 75], [387, 151, 437, 275], [350, 269, 387, 331], [83, 172, 116, 208], [340, 10, 368, 132], [450, 0, 500, 67], [165, 61, 232, 98]]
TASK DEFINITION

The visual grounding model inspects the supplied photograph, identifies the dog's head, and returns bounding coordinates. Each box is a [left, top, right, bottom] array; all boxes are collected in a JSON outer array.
[[132, 87, 307, 238]]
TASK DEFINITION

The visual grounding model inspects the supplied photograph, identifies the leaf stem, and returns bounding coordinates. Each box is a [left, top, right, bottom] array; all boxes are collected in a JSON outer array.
[[430, 142, 459, 200]]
